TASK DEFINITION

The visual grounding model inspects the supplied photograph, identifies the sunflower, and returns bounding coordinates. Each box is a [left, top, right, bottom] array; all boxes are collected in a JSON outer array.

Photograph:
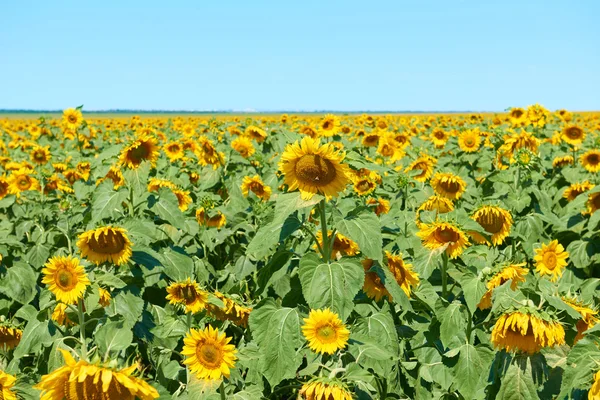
[[581, 150, 600, 173], [0, 324, 22, 350], [430, 128, 450, 148], [525, 104, 550, 128], [477, 263, 529, 310], [362, 131, 380, 147], [302, 308, 350, 355], [457, 129, 481, 153], [299, 125, 319, 138], [430, 172, 467, 200], [561, 125, 585, 146], [8, 168, 40, 195], [314, 230, 360, 259], [319, 114, 341, 137], [366, 197, 390, 216], [241, 175, 272, 201], [62, 108, 83, 130], [416, 221, 470, 259], [77, 226, 133, 266], [405, 155, 436, 182], [231, 136, 256, 158], [0, 176, 9, 200], [166, 279, 209, 314], [41, 255, 90, 304], [564, 181, 595, 201], [591, 370, 600, 400], [491, 310, 564, 354], [509, 107, 527, 127], [351, 173, 377, 196], [30, 145, 51, 165], [245, 125, 268, 142], [562, 296, 598, 343], [98, 165, 125, 189], [196, 136, 225, 168], [98, 287, 111, 307], [416, 195, 454, 221], [0, 370, 16, 400], [362, 259, 390, 302], [552, 155, 574, 168], [386, 251, 419, 297], [534, 240, 569, 282], [51, 303, 75, 326], [470, 205, 513, 246], [299, 379, 353, 400], [196, 207, 227, 229], [377, 134, 404, 162], [163, 141, 185, 161], [181, 325, 237, 381], [44, 175, 73, 194], [278, 136, 350, 200], [587, 191, 600, 215], [119, 134, 160, 169], [35, 349, 159, 400], [206, 291, 252, 328]]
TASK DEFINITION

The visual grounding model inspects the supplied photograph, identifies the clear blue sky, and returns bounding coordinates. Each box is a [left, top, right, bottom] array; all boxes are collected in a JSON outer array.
[[2, 1, 599, 111]]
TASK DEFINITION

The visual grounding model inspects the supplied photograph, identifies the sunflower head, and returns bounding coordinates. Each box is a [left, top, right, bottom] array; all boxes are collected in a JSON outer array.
[[8, 168, 40, 195], [62, 108, 83, 130], [41, 255, 90, 304], [319, 114, 341, 137], [314, 230, 360, 259], [0, 323, 22, 350], [533, 239, 569, 282], [196, 207, 227, 229], [181, 325, 238, 381], [561, 125, 585, 146], [581, 150, 600, 173], [206, 291, 252, 328], [405, 155, 436, 182], [245, 125, 267, 142], [564, 181, 595, 202], [385, 251, 419, 297], [302, 308, 350, 355], [366, 197, 391, 216], [77, 226, 133, 266], [30, 145, 51, 165], [299, 378, 353, 400], [241, 175, 272, 201], [430, 172, 467, 200], [470, 205, 513, 246], [231, 136, 256, 158], [166, 279, 209, 314], [0, 370, 17, 400], [477, 263, 528, 310], [552, 155, 574, 168], [587, 191, 600, 215], [362, 259, 391, 302], [119, 135, 160, 169], [458, 129, 481, 153], [416, 220, 470, 259]]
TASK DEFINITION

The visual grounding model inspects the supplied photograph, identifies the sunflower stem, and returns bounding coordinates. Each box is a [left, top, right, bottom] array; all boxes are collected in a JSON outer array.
[[186, 312, 192, 386], [441, 253, 449, 299], [219, 381, 226, 400], [128, 185, 135, 217], [318, 199, 329, 262], [77, 298, 87, 361]]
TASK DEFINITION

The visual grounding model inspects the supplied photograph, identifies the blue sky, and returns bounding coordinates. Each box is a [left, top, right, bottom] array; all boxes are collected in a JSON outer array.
[[2, 1, 599, 111]]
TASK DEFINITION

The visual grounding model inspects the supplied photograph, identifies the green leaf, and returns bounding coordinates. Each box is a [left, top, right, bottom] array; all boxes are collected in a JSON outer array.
[[335, 211, 383, 263], [13, 316, 56, 359], [452, 344, 493, 399], [151, 189, 185, 229], [123, 161, 150, 196], [498, 358, 539, 400], [26, 243, 50, 269], [558, 338, 600, 398], [567, 239, 591, 269], [0, 262, 38, 304], [459, 271, 487, 314], [298, 253, 364, 321], [352, 312, 399, 375], [437, 300, 467, 349], [108, 292, 144, 329], [96, 321, 133, 356], [248, 299, 303, 387], [91, 181, 128, 223], [161, 248, 194, 281]]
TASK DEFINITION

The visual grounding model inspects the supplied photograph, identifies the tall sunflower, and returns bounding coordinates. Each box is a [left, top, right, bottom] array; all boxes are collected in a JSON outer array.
[[509, 107, 527, 127], [163, 142, 185, 161], [62, 108, 83, 130], [0, 370, 16, 400], [470, 205, 513, 246], [30, 145, 51, 165], [534, 240, 569, 282], [430, 172, 467, 200], [430, 128, 450, 148], [386, 251, 420, 298], [119, 135, 160, 169], [405, 155, 436, 182], [35, 349, 159, 400], [491, 310, 565, 354], [581, 150, 600, 173], [477, 263, 529, 310], [278, 137, 350, 200], [166, 279, 209, 314], [241, 175, 272, 201], [41, 255, 90, 304], [77, 226, 133, 266], [231, 136, 255, 158], [302, 308, 350, 355], [299, 378, 353, 400], [561, 125, 585, 146], [182, 325, 237, 381], [416, 221, 470, 259], [564, 181, 595, 201], [8, 168, 40, 195], [457, 129, 481, 153], [319, 114, 340, 137]]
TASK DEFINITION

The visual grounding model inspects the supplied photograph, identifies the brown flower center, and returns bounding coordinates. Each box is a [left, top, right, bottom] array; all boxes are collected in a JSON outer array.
[[87, 230, 126, 254], [322, 120, 333, 130], [197, 344, 221, 368], [295, 155, 337, 186], [56, 269, 75, 290], [128, 143, 151, 163], [435, 228, 459, 243], [477, 212, 505, 234], [586, 154, 599, 165], [441, 180, 460, 194]]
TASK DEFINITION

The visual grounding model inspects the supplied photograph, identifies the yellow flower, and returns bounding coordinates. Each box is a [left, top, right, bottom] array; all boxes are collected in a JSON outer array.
[[62, 108, 83, 130], [319, 114, 341, 137], [77, 226, 133, 266], [430, 172, 467, 200], [8, 168, 40, 195], [196, 136, 225, 168], [119, 134, 160, 169], [564, 181, 595, 201], [196, 207, 227, 229], [98, 287, 111, 307], [299, 379, 353, 400], [231, 136, 255, 158], [351, 172, 378, 196], [416, 221, 470, 259], [470, 205, 513, 246], [245, 125, 267, 142], [302, 308, 350, 355], [163, 141, 185, 161], [416, 195, 454, 226], [0, 370, 17, 400], [588, 191, 600, 214], [561, 125, 585, 146], [430, 128, 450, 148], [206, 291, 252, 328], [30, 145, 51, 165], [362, 258, 390, 302], [591, 370, 600, 400], [51, 303, 75, 326], [386, 251, 419, 298], [561, 296, 598, 344], [405, 155, 436, 182], [581, 150, 600, 173], [41, 255, 90, 304], [166, 279, 209, 314], [552, 155, 574, 168], [181, 325, 237, 381], [0, 176, 9, 200], [35, 349, 159, 400], [525, 103, 550, 127], [241, 175, 272, 201], [491, 310, 564, 354], [457, 129, 481, 153], [534, 240, 569, 282], [0, 324, 22, 350], [477, 263, 529, 310], [278, 137, 350, 200], [509, 107, 527, 127], [314, 230, 360, 259], [366, 197, 390, 216]]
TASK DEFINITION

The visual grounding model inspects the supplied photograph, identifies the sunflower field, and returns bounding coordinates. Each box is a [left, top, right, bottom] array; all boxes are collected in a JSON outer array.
[[1, 105, 600, 400]]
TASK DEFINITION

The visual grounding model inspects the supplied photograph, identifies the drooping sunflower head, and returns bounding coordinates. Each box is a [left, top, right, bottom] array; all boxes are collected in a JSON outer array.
[[181, 325, 237, 381], [231, 136, 256, 158], [591, 370, 600, 399], [51, 303, 75, 326], [0, 323, 22, 350], [491, 309, 565, 354], [34, 349, 159, 400], [430, 172, 467, 200], [416, 220, 470, 259], [0, 370, 17, 400], [299, 124, 319, 138], [302, 308, 350, 355], [314, 230, 360, 259], [77, 226, 133, 266], [298, 378, 353, 400], [533, 239, 569, 282], [552, 155, 574, 168], [417, 195, 455, 220], [457, 129, 481, 153], [41, 255, 90, 304], [366, 197, 391, 216], [98, 287, 111, 307], [278, 137, 350, 200], [470, 205, 513, 246], [581, 149, 600, 173], [245, 125, 267, 142], [196, 136, 225, 168], [561, 125, 585, 146], [166, 278, 209, 314], [119, 134, 160, 169], [477, 263, 529, 310], [588, 191, 600, 215], [62, 108, 83, 130], [206, 291, 252, 328], [362, 131, 380, 147], [362, 258, 391, 302], [405, 155, 436, 182], [561, 296, 598, 343], [0, 176, 9, 200], [196, 207, 227, 229], [385, 251, 420, 297], [563, 181, 595, 202], [241, 175, 272, 201], [30, 145, 51, 165]]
